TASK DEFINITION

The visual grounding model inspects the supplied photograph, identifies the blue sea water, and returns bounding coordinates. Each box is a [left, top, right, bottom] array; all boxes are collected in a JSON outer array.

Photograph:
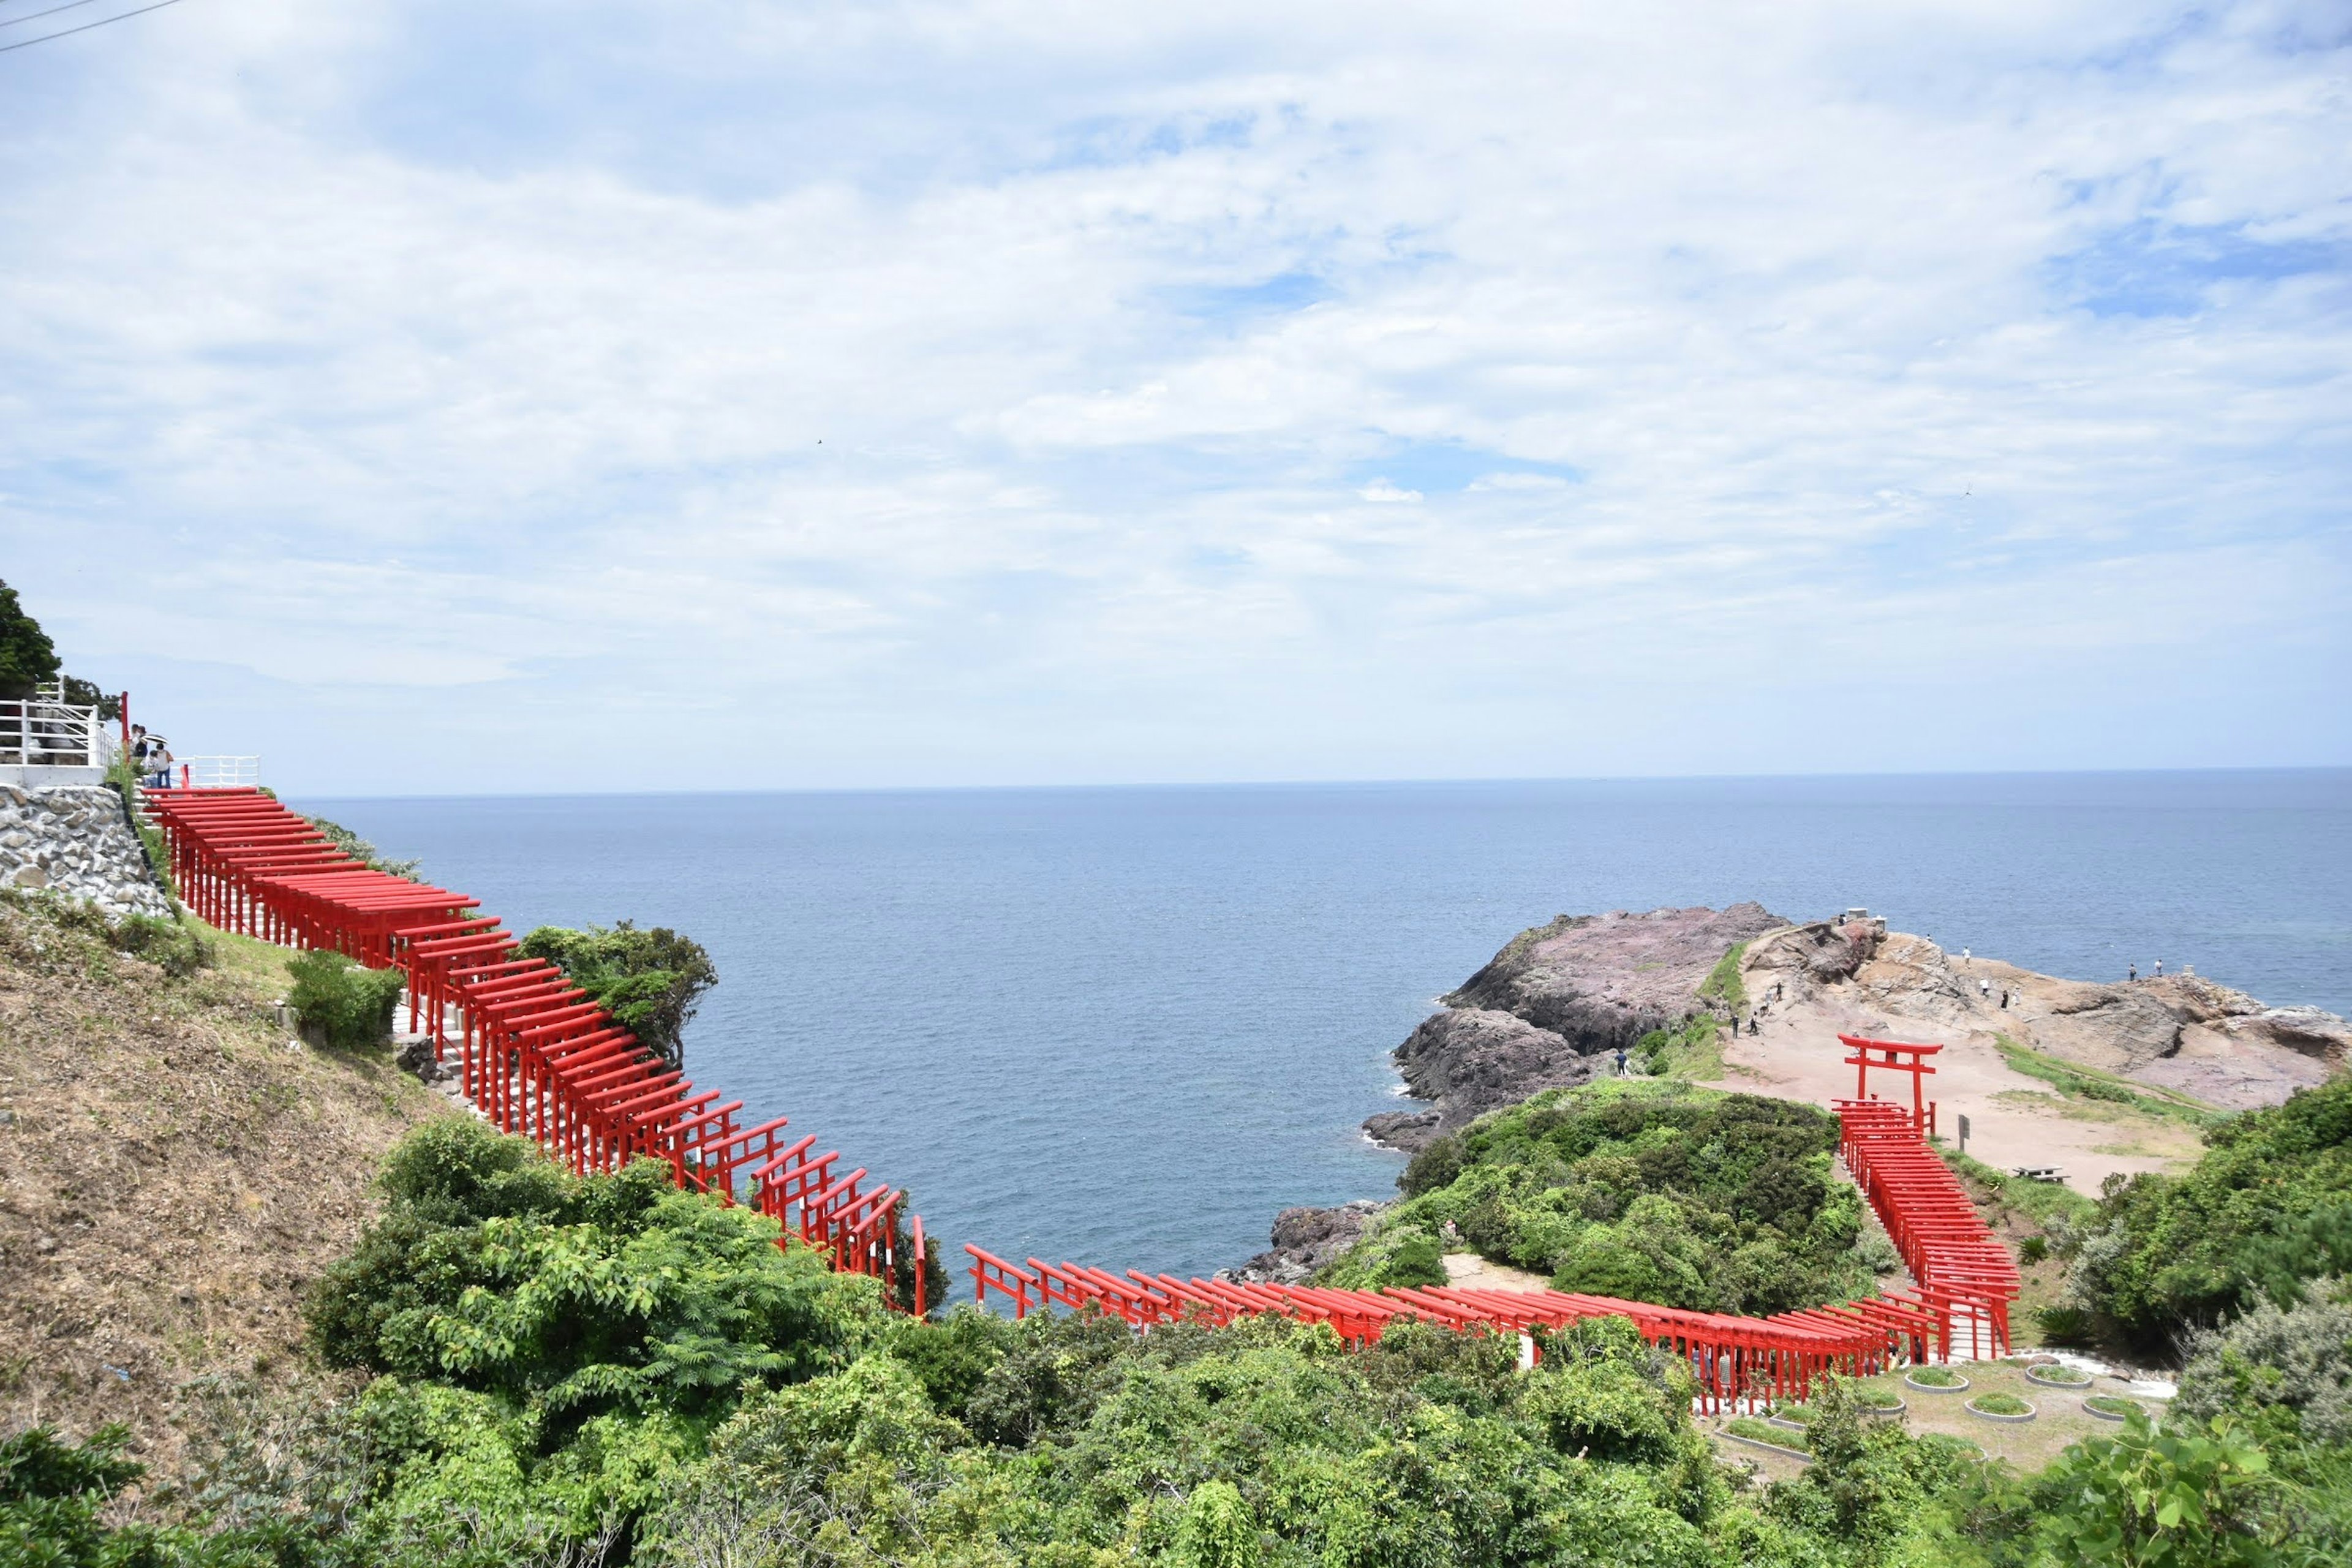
[[301, 771, 2352, 1293]]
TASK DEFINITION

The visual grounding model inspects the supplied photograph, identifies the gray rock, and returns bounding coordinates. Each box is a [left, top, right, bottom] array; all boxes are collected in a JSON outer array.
[[1227, 1199, 1387, 1284]]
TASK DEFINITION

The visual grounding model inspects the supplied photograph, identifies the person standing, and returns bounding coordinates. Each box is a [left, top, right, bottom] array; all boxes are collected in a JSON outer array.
[[2129, 963, 2138, 982], [1614, 1047, 1629, 1077], [2154, 959, 2164, 977], [1962, 946, 1971, 966]]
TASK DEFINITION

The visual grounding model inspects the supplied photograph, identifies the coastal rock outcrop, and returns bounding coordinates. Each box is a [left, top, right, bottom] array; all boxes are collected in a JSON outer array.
[[1225, 1199, 1387, 1284], [1380, 1008, 1597, 1150], [1365, 902, 1785, 1148]]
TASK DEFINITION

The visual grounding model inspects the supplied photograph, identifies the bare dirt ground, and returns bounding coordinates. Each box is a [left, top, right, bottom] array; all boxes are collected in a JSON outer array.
[[1441, 1251, 1550, 1291], [1704, 930, 2274, 1194], [0, 899, 449, 1480]]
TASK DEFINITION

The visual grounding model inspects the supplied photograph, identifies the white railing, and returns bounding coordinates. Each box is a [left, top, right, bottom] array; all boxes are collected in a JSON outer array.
[[0, 697, 110, 769], [171, 755, 262, 788]]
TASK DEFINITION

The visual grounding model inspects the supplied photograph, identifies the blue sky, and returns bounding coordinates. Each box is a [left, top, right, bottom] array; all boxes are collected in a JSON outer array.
[[0, 0, 2345, 794]]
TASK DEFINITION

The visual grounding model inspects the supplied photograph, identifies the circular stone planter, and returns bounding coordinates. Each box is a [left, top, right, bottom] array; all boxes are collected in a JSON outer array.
[[1904, 1371, 1971, 1394], [2026, 1366, 2094, 1390], [1966, 1397, 2038, 1423], [1765, 1415, 1810, 1434], [1855, 1397, 1908, 1419], [2083, 1396, 2144, 1423]]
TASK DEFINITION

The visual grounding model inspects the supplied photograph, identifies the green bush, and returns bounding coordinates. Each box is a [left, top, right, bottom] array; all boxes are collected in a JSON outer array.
[[285, 948, 404, 1048], [2057, 1077, 2352, 1344], [114, 910, 210, 976], [1336, 1080, 1879, 1314], [2176, 1283, 2352, 1445], [519, 921, 715, 1068]]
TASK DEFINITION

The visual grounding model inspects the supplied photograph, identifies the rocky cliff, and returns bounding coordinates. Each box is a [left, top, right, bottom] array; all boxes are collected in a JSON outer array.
[[1365, 902, 1785, 1150]]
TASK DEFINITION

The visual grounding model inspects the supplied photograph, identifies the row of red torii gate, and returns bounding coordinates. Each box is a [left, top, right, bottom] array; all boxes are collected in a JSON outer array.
[[144, 786, 2018, 1411]]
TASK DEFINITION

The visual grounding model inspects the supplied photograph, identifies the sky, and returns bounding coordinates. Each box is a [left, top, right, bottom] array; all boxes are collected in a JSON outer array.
[[0, 0, 2346, 795]]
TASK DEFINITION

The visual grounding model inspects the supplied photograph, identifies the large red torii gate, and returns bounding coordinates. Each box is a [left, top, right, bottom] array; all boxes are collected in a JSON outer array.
[[1841, 1032, 1940, 1137]]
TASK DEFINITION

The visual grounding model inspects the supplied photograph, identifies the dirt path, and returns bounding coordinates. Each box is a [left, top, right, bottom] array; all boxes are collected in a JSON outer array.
[[1705, 932, 2209, 1194]]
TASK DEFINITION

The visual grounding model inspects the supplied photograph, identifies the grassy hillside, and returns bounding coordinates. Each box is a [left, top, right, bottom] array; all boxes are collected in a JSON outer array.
[[0, 892, 449, 1480]]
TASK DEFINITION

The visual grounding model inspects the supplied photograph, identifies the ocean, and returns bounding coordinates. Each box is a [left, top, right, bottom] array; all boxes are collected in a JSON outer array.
[[300, 770, 2352, 1291]]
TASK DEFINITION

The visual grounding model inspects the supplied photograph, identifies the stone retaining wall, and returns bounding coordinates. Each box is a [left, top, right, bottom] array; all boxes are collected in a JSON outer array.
[[0, 785, 173, 921]]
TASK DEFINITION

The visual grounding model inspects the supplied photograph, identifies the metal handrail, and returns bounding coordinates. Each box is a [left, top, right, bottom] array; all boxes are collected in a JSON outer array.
[[0, 698, 109, 768]]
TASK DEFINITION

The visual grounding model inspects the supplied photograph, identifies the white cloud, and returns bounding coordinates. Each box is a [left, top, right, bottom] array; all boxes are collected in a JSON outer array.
[[0, 0, 2344, 790]]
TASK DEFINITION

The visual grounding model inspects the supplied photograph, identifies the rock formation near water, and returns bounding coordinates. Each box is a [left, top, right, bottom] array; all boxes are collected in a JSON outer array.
[[1364, 902, 1787, 1150]]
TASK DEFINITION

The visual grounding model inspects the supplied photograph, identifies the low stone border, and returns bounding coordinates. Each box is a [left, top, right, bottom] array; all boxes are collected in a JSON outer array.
[[1966, 1398, 2037, 1423], [1716, 1431, 1812, 1463], [2083, 1398, 2143, 1423], [2026, 1366, 2094, 1390], [1904, 1371, 1970, 1393], [1765, 1415, 1809, 1434], [1855, 1398, 1907, 1419]]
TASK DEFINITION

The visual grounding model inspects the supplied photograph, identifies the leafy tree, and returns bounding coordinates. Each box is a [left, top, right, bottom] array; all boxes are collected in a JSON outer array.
[[519, 921, 716, 1069], [2057, 1077, 2352, 1344], [0, 578, 59, 699]]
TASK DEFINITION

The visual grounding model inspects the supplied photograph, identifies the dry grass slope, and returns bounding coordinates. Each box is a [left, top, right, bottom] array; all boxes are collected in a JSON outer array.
[[0, 895, 450, 1480]]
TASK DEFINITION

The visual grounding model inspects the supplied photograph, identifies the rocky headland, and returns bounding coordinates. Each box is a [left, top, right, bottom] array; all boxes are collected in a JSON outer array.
[[1235, 902, 2352, 1275], [1365, 901, 1785, 1152]]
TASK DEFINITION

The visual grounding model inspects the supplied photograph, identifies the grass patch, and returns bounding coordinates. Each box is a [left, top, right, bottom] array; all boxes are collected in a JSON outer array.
[[1637, 1012, 1728, 1080], [1991, 1033, 2222, 1129], [1698, 940, 1750, 1013], [2084, 1395, 2143, 1418], [1725, 1416, 1804, 1448], [2027, 1363, 2090, 1385], [1850, 1383, 1904, 1410], [1969, 1393, 2031, 1415], [1937, 1145, 2098, 1232], [1908, 1365, 1963, 1387]]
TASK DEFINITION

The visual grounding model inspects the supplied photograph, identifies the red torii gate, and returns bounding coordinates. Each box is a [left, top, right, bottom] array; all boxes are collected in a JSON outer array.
[[1841, 1032, 1940, 1137]]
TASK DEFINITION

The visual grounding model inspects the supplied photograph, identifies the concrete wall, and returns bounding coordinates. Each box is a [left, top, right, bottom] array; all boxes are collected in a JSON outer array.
[[0, 785, 173, 921]]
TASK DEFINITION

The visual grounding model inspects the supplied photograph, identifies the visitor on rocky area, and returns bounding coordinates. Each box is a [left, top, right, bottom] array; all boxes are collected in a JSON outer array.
[[2129, 962, 2138, 981], [2155, 959, 2165, 976], [1613, 1046, 1628, 1076]]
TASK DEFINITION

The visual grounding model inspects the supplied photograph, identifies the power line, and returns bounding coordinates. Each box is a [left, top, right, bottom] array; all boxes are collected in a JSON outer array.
[[0, 0, 186, 55], [1, 0, 111, 31]]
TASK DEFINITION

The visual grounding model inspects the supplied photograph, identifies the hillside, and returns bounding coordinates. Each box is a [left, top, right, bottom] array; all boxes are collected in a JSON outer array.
[[0, 893, 450, 1479]]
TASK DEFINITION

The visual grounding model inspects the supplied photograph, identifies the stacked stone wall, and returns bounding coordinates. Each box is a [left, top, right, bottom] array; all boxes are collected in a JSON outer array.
[[0, 785, 173, 921]]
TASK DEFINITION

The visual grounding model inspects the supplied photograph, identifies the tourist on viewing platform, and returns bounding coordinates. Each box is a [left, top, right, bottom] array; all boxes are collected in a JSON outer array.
[[143, 741, 173, 788]]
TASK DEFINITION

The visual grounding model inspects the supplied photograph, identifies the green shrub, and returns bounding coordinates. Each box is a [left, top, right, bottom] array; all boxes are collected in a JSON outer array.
[[286, 948, 404, 1048], [519, 921, 715, 1068], [2176, 1283, 2352, 1444], [113, 910, 211, 976], [2059, 1076, 2352, 1344], [1345, 1080, 1880, 1316]]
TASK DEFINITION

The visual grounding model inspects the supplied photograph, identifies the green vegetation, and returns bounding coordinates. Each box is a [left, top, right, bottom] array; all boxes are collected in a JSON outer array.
[[1937, 1145, 2098, 1233], [1728, 1415, 1804, 1448], [1636, 1012, 1727, 1079], [519, 921, 717, 1069], [2046, 1076, 2352, 1346], [0, 577, 59, 698], [1338, 1080, 1890, 1313], [286, 948, 405, 1049], [1991, 1033, 2222, 1129], [1969, 1394, 2032, 1416], [1852, 1384, 1904, 1410], [2086, 1395, 2146, 1419], [0, 885, 209, 976], [1909, 1366, 1963, 1387], [0, 576, 115, 709], [13, 1107, 2352, 1566], [2026, 1363, 2090, 1385], [1698, 941, 1749, 1013]]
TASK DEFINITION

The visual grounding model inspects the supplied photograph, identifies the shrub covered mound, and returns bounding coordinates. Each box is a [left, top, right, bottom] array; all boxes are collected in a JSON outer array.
[[519, 921, 717, 1068], [2057, 1076, 2352, 1344], [1331, 1081, 1887, 1314]]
